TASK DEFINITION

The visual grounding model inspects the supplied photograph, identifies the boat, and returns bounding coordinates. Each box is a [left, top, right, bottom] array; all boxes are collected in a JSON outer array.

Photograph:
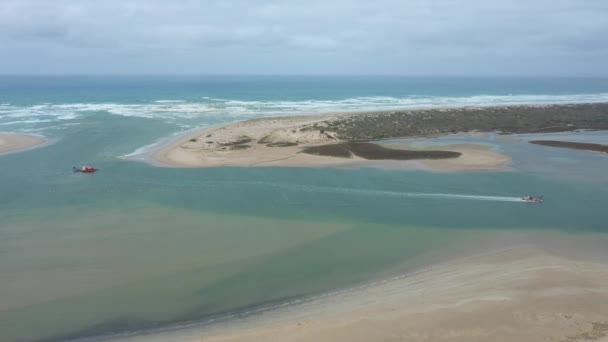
[[522, 195, 543, 203], [73, 166, 98, 173]]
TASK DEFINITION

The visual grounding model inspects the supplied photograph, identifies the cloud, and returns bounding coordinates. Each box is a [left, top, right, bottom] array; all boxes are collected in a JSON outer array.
[[0, 0, 606, 75], [290, 35, 339, 50]]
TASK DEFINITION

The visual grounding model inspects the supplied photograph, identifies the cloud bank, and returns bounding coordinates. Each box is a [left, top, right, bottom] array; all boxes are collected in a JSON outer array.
[[0, 0, 607, 75]]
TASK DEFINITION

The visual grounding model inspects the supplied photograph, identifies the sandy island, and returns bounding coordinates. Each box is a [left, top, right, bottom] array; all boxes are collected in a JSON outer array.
[[152, 103, 608, 171], [0, 133, 46, 155]]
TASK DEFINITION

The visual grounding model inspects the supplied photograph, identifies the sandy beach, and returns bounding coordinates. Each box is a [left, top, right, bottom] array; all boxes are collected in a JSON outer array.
[[200, 248, 608, 342], [111, 243, 608, 342], [0, 132, 46, 155]]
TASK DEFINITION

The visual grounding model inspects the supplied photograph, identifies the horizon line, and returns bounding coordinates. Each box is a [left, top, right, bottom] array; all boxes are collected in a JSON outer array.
[[1, 73, 607, 79]]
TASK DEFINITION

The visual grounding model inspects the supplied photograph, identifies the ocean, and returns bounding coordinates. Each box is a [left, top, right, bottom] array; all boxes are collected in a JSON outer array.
[[1, 76, 608, 342]]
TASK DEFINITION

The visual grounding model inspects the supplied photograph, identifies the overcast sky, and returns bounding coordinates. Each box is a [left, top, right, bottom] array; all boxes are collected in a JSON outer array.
[[0, 0, 607, 76]]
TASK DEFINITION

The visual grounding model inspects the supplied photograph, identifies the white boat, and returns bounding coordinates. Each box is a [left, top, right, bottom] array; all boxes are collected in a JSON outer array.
[[522, 195, 543, 203]]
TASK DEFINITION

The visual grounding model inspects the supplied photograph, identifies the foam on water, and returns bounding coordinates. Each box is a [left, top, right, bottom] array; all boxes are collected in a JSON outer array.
[[0, 119, 53, 126], [121, 126, 209, 159], [121, 143, 159, 160]]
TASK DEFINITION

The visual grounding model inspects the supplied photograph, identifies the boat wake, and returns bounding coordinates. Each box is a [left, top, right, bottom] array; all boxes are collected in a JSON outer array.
[[259, 183, 523, 202], [114, 179, 523, 203]]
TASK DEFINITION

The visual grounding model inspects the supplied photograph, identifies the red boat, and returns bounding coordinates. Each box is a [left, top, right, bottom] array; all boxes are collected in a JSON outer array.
[[73, 166, 98, 173], [522, 195, 543, 203]]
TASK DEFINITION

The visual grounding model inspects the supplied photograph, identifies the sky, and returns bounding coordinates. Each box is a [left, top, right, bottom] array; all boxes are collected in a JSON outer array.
[[0, 0, 607, 76]]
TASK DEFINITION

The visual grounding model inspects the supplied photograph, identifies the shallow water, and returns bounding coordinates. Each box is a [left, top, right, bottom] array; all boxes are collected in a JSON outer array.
[[1, 76, 608, 341]]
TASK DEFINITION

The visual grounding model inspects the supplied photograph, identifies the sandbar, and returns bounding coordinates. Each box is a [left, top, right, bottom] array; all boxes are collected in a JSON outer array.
[[0, 132, 46, 155]]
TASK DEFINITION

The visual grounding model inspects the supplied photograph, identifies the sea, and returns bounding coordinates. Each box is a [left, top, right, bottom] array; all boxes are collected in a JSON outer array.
[[1, 76, 608, 342]]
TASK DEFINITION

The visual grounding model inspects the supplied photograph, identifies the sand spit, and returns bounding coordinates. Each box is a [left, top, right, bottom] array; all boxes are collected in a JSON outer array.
[[152, 114, 367, 168], [152, 103, 607, 170], [0, 133, 46, 155], [530, 140, 608, 154], [152, 113, 513, 171]]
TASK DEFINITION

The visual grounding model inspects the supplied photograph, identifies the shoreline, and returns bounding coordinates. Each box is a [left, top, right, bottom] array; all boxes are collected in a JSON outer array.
[[151, 103, 607, 171], [0, 132, 46, 155], [199, 246, 608, 342], [109, 239, 608, 342]]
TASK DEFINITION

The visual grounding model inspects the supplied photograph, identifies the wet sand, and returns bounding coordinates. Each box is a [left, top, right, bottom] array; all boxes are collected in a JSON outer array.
[[530, 140, 608, 154], [0, 133, 46, 154], [111, 245, 608, 342]]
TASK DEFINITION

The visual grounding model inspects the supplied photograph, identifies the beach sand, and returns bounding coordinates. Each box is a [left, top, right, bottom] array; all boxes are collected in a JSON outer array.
[[152, 115, 510, 171], [200, 248, 608, 342], [111, 244, 608, 342], [0, 133, 46, 154]]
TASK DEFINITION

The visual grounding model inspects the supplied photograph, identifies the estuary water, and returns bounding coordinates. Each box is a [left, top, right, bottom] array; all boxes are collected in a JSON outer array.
[[1, 76, 607, 342]]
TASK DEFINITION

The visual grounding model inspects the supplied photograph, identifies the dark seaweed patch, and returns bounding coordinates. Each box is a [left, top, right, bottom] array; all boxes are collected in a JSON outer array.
[[302, 142, 461, 160], [529, 140, 608, 153]]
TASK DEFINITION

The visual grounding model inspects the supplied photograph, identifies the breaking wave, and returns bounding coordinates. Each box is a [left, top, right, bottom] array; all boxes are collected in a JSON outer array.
[[2, 92, 608, 131]]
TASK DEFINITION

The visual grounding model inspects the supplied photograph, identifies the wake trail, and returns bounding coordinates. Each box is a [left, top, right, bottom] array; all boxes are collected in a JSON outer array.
[[233, 181, 523, 203], [122, 179, 522, 203]]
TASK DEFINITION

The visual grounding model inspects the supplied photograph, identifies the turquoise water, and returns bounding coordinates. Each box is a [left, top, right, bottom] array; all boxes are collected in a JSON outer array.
[[1, 76, 608, 342]]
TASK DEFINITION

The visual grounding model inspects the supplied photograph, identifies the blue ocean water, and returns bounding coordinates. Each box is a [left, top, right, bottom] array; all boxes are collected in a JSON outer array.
[[1, 76, 608, 342]]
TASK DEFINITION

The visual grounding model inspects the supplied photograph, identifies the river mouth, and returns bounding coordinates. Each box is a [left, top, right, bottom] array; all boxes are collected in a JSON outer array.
[[2, 76, 608, 342]]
